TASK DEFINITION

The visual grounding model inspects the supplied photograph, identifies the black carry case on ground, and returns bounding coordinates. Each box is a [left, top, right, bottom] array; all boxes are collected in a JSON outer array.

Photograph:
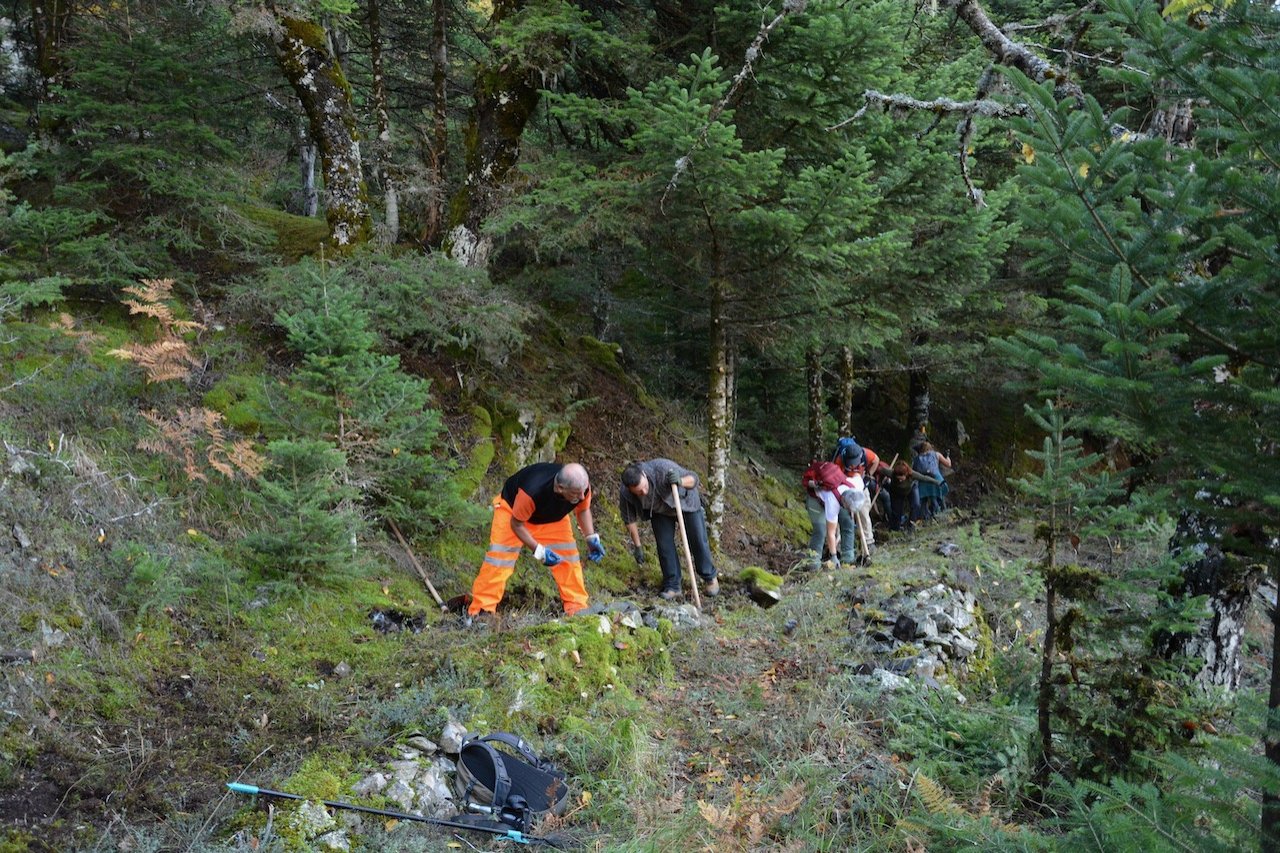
[[454, 732, 569, 829]]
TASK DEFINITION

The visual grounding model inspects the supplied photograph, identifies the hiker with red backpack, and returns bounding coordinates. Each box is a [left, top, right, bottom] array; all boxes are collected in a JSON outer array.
[[803, 457, 868, 569], [831, 437, 889, 560]]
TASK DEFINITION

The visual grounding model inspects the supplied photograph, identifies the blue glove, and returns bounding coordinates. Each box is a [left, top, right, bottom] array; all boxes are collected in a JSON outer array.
[[586, 534, 606, 562], [534, 544, 562, 567]]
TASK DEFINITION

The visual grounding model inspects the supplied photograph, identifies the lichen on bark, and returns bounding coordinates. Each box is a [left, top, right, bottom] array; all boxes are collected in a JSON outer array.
[[272, 14, 371, 250]]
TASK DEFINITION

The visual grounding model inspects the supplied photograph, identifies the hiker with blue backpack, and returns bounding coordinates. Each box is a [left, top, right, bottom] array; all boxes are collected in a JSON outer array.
[[912, 441, 953, 519]]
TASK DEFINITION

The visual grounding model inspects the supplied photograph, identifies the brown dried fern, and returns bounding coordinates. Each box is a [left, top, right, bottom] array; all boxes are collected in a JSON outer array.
[[139, 407, 262, 483], [109, 279, 204, 383]]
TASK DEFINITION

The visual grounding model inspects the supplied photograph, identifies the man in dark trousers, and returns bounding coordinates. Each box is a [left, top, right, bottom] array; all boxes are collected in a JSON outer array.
[[467, 461, 604, 620], [619, 459, 719, 600]]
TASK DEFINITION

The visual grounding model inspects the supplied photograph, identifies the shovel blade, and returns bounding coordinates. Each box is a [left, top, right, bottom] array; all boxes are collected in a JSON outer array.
[[442, 593, 472, 614]]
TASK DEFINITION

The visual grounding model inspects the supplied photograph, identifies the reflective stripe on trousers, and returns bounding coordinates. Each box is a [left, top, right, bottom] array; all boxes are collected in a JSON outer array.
[[468, 497, 588, 616]]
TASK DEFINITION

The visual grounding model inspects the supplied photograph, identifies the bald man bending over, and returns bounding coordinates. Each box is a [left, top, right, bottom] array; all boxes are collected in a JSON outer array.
[[467, 461, 605, 620]]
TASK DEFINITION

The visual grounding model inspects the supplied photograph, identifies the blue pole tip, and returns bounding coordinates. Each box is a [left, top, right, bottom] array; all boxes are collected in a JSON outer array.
[[227, 782, 259, 795]]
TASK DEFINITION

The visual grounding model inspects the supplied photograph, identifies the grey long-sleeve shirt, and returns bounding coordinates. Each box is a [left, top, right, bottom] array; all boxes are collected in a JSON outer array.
[[618, 458, 703, 524]]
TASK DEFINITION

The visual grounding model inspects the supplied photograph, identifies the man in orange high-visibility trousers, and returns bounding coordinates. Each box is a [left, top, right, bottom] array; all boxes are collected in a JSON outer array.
[[467, 462, 605, 620]]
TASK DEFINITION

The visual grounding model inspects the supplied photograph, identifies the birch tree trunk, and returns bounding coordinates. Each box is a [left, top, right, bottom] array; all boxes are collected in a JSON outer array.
[[1155, 509, 1260, 690], [445, 0, 540, 267], [1266, 559, 1280, 852], [806, 348, 824, 460], [837, 345, 855, 438], [907, 334, 931, 440], [706, 277, 732, 551], [271, 14, 371, 249], [367, 0, 398, 244], [299, 139, 319, 217]]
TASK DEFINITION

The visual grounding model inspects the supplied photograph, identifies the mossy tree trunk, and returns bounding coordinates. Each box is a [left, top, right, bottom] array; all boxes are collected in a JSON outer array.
[[367, 0, 398, 244], [806, 348, 823, 460], [706, 277, 732, 551], [444, 0, 540, 267], [837, 345, 855, 438], [272, 14, 371, 250]]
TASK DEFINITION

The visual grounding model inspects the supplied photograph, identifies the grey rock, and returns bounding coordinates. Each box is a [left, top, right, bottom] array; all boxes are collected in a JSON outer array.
[[870, 668, 911, 691], [406, 736, 438, 755], [39, 620, 68, 649], [352, 772, 387, 797], [440, 721, 467, 753], [12, 524, 31, 549], [949, 634, 979, 659], [315, 831, 350, 852], [290, 800, 337, 836], [936, 542, 961, 557], [388, 760, 419, 784], [385, 779, 416, 811], [891, 614, 917, 642], [333, 661, 351, 678], [652, 603, 702, 629]]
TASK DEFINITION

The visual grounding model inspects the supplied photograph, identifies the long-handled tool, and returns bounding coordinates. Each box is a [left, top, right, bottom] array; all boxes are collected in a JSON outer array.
[[671, 483, 702, 610], [226, 782, 573, 848], [388, 518, 453, 612]]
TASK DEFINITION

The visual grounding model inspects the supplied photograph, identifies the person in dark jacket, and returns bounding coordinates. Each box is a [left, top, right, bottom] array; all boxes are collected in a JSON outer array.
[[619, 459, 719, 600]]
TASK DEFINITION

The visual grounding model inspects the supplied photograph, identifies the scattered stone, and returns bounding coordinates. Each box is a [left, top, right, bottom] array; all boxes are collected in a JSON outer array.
[[869, 668, 911, 691], [949, 634, 979, 659], [385, 778, 415, 811], [5, 446, 38, 479], [352, 772, 387, 797], [891, 614, 917, 642], [39, 620, 67, 649], [782, 618, 798, 636], [333, 661, 351, 678], [289, 800, 337, 838], [388, 760, 419, 785], [12, 524, 31, 550], [936, 542, 961, 557], [406, 736, 438, 755], [595, 614, 612, 635], [650, 603, 701, 629], [315, 831, 350, 852], [440, 721, 467, 754]]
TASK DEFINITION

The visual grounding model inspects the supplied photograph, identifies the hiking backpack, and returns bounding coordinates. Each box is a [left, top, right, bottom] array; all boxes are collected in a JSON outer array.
[[454, 732, 569, 830], [831, 436, 865, 469], [802, 460, 847, 497]]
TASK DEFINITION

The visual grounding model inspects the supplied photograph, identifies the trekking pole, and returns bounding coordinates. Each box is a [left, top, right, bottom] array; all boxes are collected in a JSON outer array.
[[226, 782, 572, 848], [671, 484, 702, 610], [388, 518, 447, 611]]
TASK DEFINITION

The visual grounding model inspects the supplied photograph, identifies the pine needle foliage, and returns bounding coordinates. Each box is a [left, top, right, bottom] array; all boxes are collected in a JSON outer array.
[[271, 261, 462, 532]]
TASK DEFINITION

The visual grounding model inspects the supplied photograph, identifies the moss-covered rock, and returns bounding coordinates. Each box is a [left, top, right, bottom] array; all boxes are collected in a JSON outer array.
[[738, 566, 783, 593]]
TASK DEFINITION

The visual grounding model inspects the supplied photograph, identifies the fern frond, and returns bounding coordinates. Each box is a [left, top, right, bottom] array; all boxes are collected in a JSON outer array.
[[914, 773, 966, 818]]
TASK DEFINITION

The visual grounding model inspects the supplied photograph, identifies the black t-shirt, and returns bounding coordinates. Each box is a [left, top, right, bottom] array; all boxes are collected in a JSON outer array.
[[501, 463, 590, 524]]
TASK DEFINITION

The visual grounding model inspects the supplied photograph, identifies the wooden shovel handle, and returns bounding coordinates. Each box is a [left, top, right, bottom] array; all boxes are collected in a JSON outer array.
[[671, 483, 702, 611]]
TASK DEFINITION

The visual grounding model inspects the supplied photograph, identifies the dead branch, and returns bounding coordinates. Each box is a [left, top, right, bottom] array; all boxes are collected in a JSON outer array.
[[942, 0, 1084, 104], [831, 90, 1028, 132]]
